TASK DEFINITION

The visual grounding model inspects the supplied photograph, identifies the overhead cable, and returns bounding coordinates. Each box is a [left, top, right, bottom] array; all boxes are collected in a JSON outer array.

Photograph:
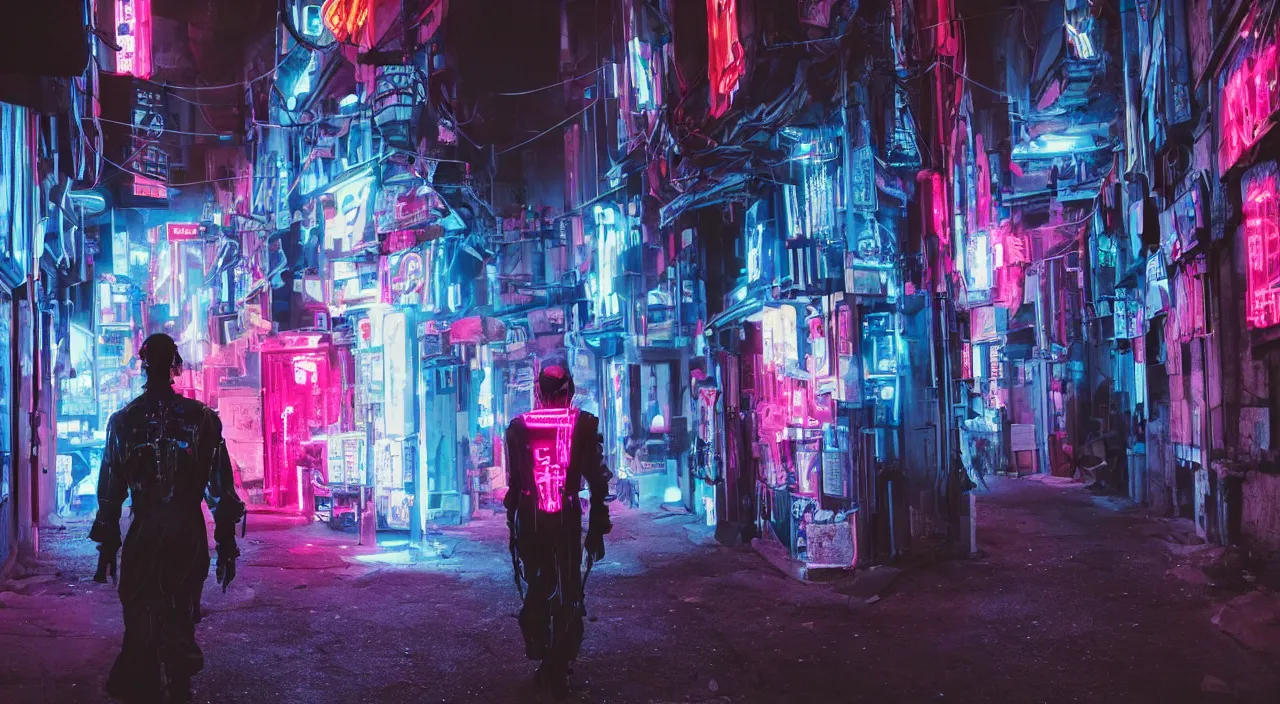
[[85, 116, 233, 138], [497, 100, 598, 155], [145, 67, 278, 92], [935, 61, 1009, 99], [495, 66, 606, 96]]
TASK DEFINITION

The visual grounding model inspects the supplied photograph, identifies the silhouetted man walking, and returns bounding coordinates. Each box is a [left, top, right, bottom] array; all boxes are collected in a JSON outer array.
[[90, 333, 245, 703], [505, 362, 612, 699]]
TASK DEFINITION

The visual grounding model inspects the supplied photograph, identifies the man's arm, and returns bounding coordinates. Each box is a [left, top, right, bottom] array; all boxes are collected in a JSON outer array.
[[204, 413, 246, 561], [503, 421, 523, 524], [89, 415, 127, 547], [583, 415, 613, 536]]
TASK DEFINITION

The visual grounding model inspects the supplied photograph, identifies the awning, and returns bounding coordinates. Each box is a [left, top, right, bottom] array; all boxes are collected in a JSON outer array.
[[1115, 256, 1146, 289], [660, 172, 752, 227], [707, 295, 765, 331], [1004, 327, 1037, 360]]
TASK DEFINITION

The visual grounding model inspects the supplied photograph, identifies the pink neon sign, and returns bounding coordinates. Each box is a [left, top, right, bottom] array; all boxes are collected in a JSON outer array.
[[1218, 16, 1279, 174], [1243, 163, 1280, 329], [522, 408, 578, 513], [115, 0, 153, 79]]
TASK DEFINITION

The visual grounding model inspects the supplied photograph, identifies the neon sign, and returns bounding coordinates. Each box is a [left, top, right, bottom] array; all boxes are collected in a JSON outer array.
[[627, 38, 661, 110], [522, 408, 579, 514], [707, 0, 744, 119], [1218, 10, 1279, 174], [115, 0, 153, 79], [929, 171, 948, 246], [592, 204, 624, 319], [1243, 162, 1280, 329], [321, 0, 370, 44]]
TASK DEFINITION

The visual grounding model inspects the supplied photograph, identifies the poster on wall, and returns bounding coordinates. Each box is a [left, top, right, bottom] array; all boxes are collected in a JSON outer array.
[[795, 445, 822, 496], [806, 519, 856, 568], [971, 305, 998, 342], [383, 312, 409, 437], [821, 450, 848, 498], [385, 249, 426, 306], [323, 168, 375, 254], [806, 306, 830, 378]]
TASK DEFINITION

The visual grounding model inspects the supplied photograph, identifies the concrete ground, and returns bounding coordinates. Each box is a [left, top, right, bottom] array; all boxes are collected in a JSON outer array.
[[2, 475, 1279, 704]]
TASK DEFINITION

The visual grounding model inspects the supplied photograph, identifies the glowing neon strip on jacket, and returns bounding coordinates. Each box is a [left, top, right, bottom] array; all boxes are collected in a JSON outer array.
[[522, 408, 579, 513]]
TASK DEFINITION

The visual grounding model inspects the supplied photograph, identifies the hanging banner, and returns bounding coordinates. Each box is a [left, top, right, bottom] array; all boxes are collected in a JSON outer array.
[[322, 168, 375, 254], [971, 305, 998, 342]]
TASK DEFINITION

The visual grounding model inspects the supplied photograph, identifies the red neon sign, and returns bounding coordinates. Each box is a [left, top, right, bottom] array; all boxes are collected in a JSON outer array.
[[1218, 15, 1279, 174], [1243, 163, 1280, 329], [115, 0, 153, 79], [706, 0, 744, 119], [522, 408, 579, 514], [322, 0, 371, 44], [166, 223, 201, 241]]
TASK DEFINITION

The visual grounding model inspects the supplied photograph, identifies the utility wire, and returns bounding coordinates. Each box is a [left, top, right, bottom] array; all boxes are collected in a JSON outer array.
[[496, 66, 605, 96], [144, 67, 278, 92], [935, 61, 1010, 99], [86, 116, 235, 138], [497, 100, 598, 155]]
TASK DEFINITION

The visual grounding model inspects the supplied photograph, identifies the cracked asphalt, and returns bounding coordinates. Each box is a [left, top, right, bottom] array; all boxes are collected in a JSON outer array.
[[2, 476, 1279, 703]]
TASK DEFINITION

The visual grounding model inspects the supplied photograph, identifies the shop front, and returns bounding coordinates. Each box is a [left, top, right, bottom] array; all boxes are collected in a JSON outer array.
[[260, 333, 342, 512]]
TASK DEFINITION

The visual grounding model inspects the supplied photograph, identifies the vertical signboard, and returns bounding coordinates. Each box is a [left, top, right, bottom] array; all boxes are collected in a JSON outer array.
[[1243, 162, 1280, 329]]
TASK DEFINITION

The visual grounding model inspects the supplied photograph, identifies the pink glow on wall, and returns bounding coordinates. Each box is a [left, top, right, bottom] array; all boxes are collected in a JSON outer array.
[[1243, 165, 1280, 329], [1219, 37, 1279, 174], [707, 0, 745, 119], [975, 135, 992, 230], [115, 0, 153, 79], [522, 408, 579, 513], [931, 171, 949, 246]]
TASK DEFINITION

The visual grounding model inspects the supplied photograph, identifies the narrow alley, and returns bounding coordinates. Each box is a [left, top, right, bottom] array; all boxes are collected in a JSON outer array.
[[2, 477, 1277, 704]]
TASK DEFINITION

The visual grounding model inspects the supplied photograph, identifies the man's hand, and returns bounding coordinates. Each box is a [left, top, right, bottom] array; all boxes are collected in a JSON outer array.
[[93, 544, 118, 584], [215, 555, 237, 592], [585, 531, 605, 562]]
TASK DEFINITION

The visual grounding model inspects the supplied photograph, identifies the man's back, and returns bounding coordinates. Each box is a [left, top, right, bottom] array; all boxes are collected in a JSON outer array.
[[105, 390, 222, 515]]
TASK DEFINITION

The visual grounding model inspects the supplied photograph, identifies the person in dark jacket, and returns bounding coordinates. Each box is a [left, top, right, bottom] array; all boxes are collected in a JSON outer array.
[[90, 333, 245, 703], [505, 362, 612, 699]]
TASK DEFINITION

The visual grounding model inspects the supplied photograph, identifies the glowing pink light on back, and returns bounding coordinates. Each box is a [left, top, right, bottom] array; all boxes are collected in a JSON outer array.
[[522, 408, 578, 513]]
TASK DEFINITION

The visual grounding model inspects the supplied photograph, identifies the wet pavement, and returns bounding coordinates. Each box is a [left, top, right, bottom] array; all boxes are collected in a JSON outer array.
[[2, 476, 1279, 703]]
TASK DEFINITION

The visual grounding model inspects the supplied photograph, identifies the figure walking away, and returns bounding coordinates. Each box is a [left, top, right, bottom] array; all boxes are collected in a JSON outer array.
[[90, 333, 245, 703], [505, 361, 613, 700]]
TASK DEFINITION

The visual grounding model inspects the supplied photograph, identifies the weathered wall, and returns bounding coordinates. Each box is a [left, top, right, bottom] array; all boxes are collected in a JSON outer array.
[[1241, 471, 1280, 557]]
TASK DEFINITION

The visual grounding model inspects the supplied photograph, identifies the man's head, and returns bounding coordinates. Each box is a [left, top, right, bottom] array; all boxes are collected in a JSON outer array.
[[536, 362, 575, 408], [140, 333, 183, 389]]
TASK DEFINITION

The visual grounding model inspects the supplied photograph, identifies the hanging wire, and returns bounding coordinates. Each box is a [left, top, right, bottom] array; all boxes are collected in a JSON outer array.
[[935, 61, 1010, 99], [85, 138, 273, 187], [84, 116, 234, 138], [497, 101, 599, 155], [144, 67, 278, 92], [167, 91, 242, 109], [495, 66, 606, 96]]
